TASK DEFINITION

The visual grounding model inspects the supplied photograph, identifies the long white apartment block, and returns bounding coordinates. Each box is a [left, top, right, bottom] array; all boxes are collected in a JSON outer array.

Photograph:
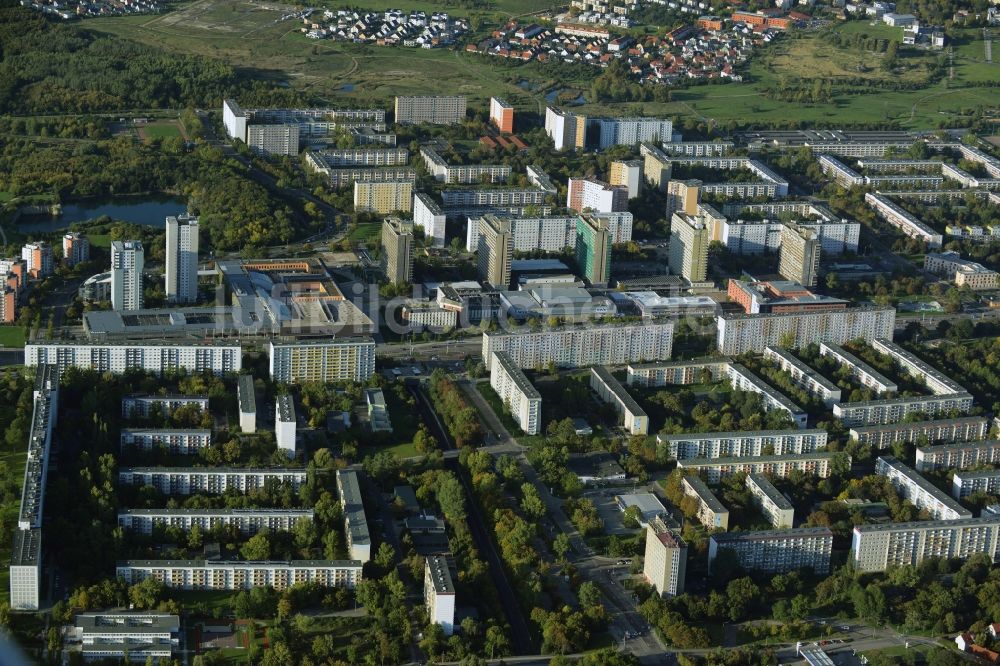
[[122, 394, 209, 418], [490, 351, 542, 435], [117, 559, 363, 590], [483, 321, 674, 371], [676, 452, 844, 484], [746, 473, 794, 528], [865, 192, 943, 248], [871, 338, 966, 396], [818, 343, 898, 394], [833, 392, 974, 427], [118, 468, 309, 495], [916, 439, 1000, 472], [716, 307, 896, 356], [852, 517, 1000, 572], [413, 192, 447, 247], [419, 145, 511, 184], [268, 338, 376, 384], [818, 154, 865, 187], [120, 429, 212, 454], [952, 470, 1000, 499], [725, 363, 808, 429], [74, 612, 179, 663], [590, 366, 648, 436], [875, 456, 972, 521], [336, 470, 371, 564], [465, 212, 632, 253], [118, 509, 313, 535], [26, 342, 242, 376], [681, 476, 729, 530], [851, 417, 990, 450], [10, 366, 59, 611], [626, 358, 731, 387], [715, 201, 860, 256], [643, 517, 687, 597], [306, 148, 409, 168], [424, 555, 456, 636], [669, 156, 790, 197], [764, 346, 841, 407], [709, 527, 833, 574], [659, 429, 827, 460], [660, 141, 734, 156]]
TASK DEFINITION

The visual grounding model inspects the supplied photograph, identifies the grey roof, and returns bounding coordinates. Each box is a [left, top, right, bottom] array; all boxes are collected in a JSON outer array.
[[681, 476, 728, 514], [276, 394, 295, 422], [918, 439, 1000, 453], [659, 428, 826, 442], [493, 352, 541, 399], [746, 473, 793, 510], [853, 516, 1000, 533], [851, 416, 988, 434], [877, 456, 972, 518], [711, 527, 832, 543], [121, 467, 307, 476], [678, 452, 838, 466], [238, 375, 256, 414], [10, 528, 40, 566], [591, 366, 646, 417], [118, 558, 362, 568], [75, 613, 179, 634], [764, 346, 840, 393], [426, 554, 455, 595]]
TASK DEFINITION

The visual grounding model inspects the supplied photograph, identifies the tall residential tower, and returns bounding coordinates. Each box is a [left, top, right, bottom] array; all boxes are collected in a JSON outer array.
[[165, 214, 199, 303]]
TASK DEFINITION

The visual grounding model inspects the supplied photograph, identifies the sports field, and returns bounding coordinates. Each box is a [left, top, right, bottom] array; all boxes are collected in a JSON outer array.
[[85, 2, 1000, 127], [138, 121, 184, 142]]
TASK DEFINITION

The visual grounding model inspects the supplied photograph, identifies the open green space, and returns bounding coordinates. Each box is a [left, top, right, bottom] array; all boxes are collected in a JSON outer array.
[[140, 122, 183, 140], [347, 222, 381, 244], [0, 326, 26, 348]]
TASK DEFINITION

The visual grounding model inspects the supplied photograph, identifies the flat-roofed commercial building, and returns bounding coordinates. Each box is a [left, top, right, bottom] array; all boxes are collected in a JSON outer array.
[[716, 308, 896, 355], [677, 452, 843, 484], [117, 559, 363, 590], [726, 363, 808, 429], [952, 470, 1000, 499], [681, 476, 729, 530], [490, 351, 542, 435], [336, 469, 371, 564], [925, 251, 999, 290], [644, 517, 687, 597], [852, 517, 1000, 572], [590, 366, 648, 436], [73, 612, 179, 663], [483, 321, 674, 371], [659, 429, 827, 460], [268, 338, 376, 384], [709, 527, 833, 574], [395, 95, 466, 125], [764, 346, 841, 407], [818, 343, 897, 394], [876, 456, 972, 521], [238, 374, 256, 434], [118, 468, 309, 495], [26, 342, 242, 376], [746, 473, 794, 528], [120, 429, 212, 454], [850, 417, 990, 450], [916, 438, 1000, 472], [119, 509, 313, 535], [424, 555, 456, 636]]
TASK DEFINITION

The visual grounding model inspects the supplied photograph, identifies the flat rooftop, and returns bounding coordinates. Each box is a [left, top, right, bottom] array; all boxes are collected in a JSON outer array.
[[237, 374, 256, 414], [426, 554, 455, 595], [747, 473, 793, 510], [853, 516, 1000, 533], [711, 526, 832, 542], [681, 475, 728, 514], [493, 352, 541, 399], [276, 395, 295, 423]]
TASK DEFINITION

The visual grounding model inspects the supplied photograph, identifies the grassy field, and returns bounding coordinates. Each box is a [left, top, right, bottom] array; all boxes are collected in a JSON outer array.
[[346, 222, 382, 244], [0, 326, 26, 348], [139, 121, 184, 141], [83, 2, 1000, 127]]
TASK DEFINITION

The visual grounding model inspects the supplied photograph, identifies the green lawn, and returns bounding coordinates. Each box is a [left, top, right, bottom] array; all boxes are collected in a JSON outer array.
[[169, 589, 241, 614], [141, 122, 182, 140], [86, 233, 112, 249], [0, 326, 26, 348], [0, 191, 13, 203], [347, 222, 381, 244]]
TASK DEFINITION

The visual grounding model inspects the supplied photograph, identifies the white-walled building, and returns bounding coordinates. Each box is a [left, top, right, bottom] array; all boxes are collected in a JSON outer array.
[[659, 429, 828, 460], [709, 527, 833, 574], [483, 321, 674, 371], [336, 470, 372, 564], [876, 456, 972, 521], [120, 429, 212, 454], [424, 555, 456, 636], [726, 363, 808, 429], [590, 366, 648, 436], [764, 346, 842, 407], [238, 374, 256, 434], [852, 417, 991, 450], [716, 307, 896, 355], [119, 509, 313, 535], [643, 517, 687, 597], [118, 467, 309, 495], [117, 559, 363, 590], [952, 470, 1000, 499], [676, 452, 843, 483], [818, 343, 897, 394], [746, 473, 795, 528], [111, 240, 144, 312], [489, 351, 542, 435], [165, 214, 199, 304], [73, 612, 179, 663], [413, 192, 447, 247], [916, 439, 1000, 472], [276, 395, 296, 458], [852, 517, 1000, 572], [122, 394, 209, 418], [26, 343, 241, 376], [268, 339, 376, 384], [681, 476, 730, 531]]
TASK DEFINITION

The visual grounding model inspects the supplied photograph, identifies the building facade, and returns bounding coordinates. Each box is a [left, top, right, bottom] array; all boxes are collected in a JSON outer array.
[[709, 527, 833, 574], [716, 308, 897, 355], [669, 213, 710, 282], [354, 180, 414, 214], [268, 339, 376, 384], [424, 555, 456, 635], [62, 232, 90, 267], [119, 509, 313, 535], [477, 214, 514, 288], [852, 517, 1000, 572], [590, 366, 648, 436], [676, 452, 843, 483], [490, 351, 542, 435], [394, 95, 467, 124], [120, 430, 213, 454], [381, 218, 414, 285], [659, 429, 828, 460], [26, 343, 241, 376], [681, 476, 730, 530], [489, 97, 514, 133], [875, 456, 973, 521], [916, 438, 1000, 472], [778, 224, 821, 287], [851, 417, 990, 451], [643, 517, 687, 597], [575, 214, 612, 285], [165, 214, 199, 304], [336, 470, 372, 564], [746, 473, 795, 528], [118, 467, 308, 495], [111, 240, 144, 312], [117, 559, 363, 590]]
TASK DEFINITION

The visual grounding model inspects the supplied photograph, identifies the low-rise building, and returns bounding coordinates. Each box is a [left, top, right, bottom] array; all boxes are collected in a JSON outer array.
[[336, 470, 372, 564], [746, 473, 794, 528], [659, 429, 827, 460], [490, 351, 542, 435], [876, 456, 972, 521], [676, 452, 843, 483], [366, 388, 393, 433], [681, 475, 729, 530], [644, 517, 687, 597], [916, 438, 1000, 472], [708, 527, 833, 574], [924, 251, 998, 290], [120, 429, 212, 454], [590, 366, 648, 436], [116, 559, 363, 590], [852, 517, 1000, 572], [851, 417, 990, 450], [72, 612, 179, 663]]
